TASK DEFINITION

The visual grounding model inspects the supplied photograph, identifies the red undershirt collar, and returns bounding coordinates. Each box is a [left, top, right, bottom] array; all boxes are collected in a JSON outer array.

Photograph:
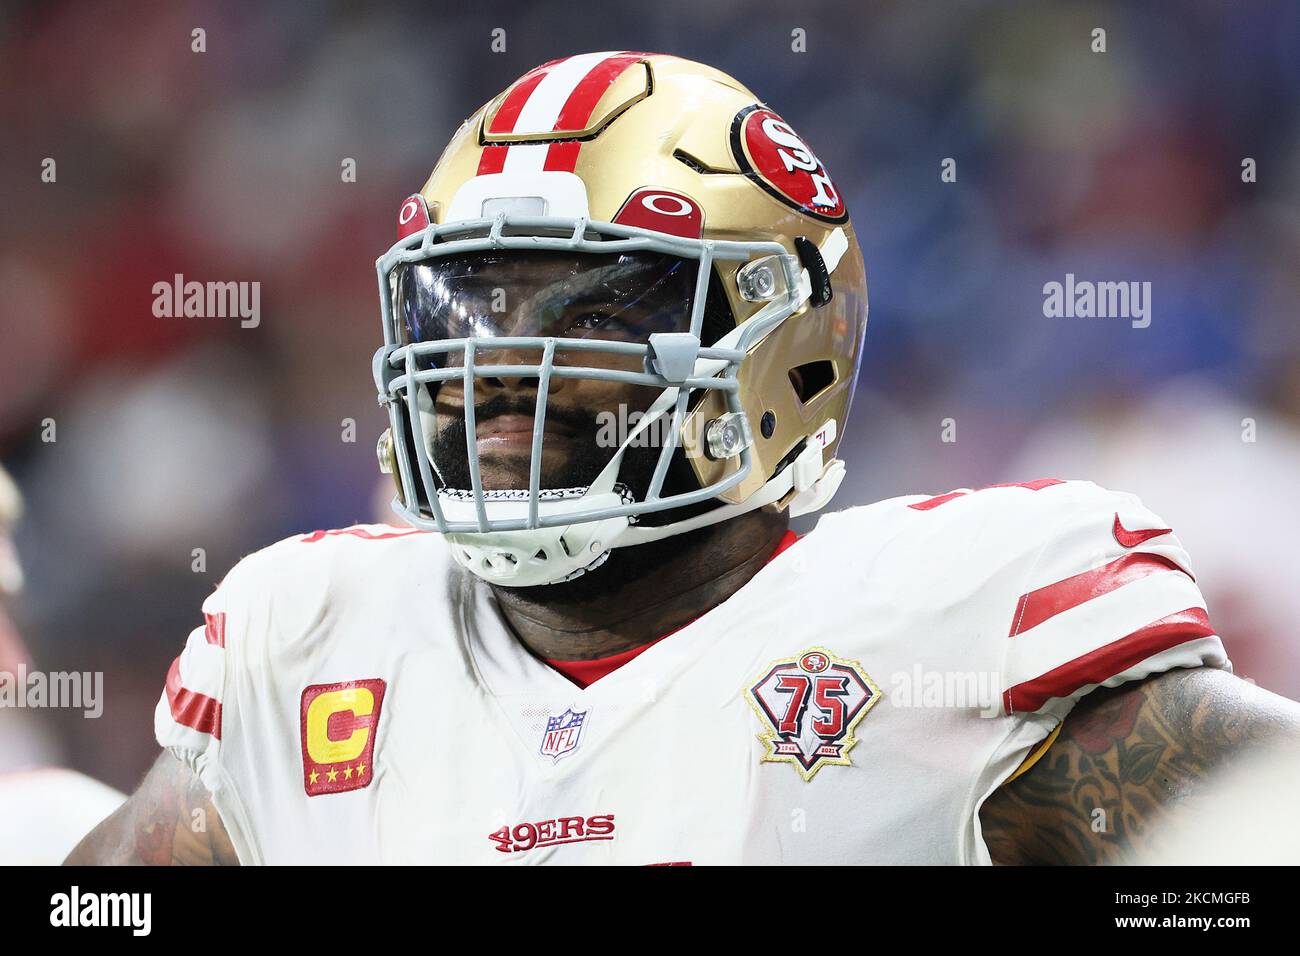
[[542, 529, 801, 689]]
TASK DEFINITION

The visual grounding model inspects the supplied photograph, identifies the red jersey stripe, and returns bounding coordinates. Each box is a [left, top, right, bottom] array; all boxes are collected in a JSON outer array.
[[300, 526, 429, 544], [908, 491, 964, 512], [1010, 552, 1188, 637], [1002, 607, 1214, 713], [909, 479, 1065, 512], [203, 612, 226, 648], [165, 656, 222, 739]]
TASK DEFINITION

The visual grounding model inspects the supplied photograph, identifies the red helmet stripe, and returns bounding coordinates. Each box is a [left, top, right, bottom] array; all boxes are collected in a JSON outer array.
[[477, 144, 508, 175], [488, 66, 551, 135], [542, 140, 581, 172], [550, 52, 642, 133], [478, 61, 554, 174], [476, 52, 646, 177], [543, 52, 643, 172]]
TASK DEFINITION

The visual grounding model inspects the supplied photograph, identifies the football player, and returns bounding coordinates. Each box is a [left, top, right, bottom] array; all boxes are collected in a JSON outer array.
[[0, 465, 126, 863], [69, 53, 1300, 865]]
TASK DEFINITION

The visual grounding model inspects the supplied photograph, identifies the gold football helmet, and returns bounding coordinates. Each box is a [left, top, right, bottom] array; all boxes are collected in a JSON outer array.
[[373, 51, 868, 586]]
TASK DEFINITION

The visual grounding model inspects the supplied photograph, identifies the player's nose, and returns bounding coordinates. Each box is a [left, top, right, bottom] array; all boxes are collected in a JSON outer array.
[[471, 341, 566, 396]]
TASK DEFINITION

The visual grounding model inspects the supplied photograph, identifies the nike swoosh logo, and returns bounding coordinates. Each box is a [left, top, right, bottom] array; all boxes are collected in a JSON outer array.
[[1113, 513, 1172, 549]]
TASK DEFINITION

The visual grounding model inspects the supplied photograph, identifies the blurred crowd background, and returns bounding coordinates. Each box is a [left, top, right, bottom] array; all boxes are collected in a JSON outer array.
[[1, 0, 1297, 792]]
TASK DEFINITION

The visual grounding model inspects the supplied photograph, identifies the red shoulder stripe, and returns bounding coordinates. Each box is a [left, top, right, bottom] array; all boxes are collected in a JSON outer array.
[[300, 526, 428, 544], [1009, 552, 1187, 637], [1002, 607, 1213, 713], [203, 612, 226, 648], [165, 656, 222, 739], [908, 478, 1064, 512]]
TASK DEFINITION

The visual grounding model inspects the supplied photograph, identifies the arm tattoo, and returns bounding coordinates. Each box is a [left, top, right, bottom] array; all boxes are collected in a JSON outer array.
[[981, 666, 1300, 865], [65, 751, 240, 865]]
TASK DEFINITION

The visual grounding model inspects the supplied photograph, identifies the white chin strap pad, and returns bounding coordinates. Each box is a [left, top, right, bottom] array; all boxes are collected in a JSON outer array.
[[439, 490, 633, 586]]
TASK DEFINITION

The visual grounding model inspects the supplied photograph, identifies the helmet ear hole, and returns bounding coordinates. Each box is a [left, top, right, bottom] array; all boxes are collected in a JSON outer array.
[[788, 360, 836, 404]]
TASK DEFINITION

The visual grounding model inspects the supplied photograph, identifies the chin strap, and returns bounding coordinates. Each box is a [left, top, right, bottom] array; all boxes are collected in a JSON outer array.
[[441, 445, 845, 585], [617, 441, 845, 547]]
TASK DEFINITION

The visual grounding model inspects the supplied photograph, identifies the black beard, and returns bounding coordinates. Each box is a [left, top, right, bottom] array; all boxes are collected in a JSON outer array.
[[431, 391, 608, 492], [430, 391, 722, 599]]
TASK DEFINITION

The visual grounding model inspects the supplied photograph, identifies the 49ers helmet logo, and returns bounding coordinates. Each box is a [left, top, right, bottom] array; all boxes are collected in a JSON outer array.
[[746, 647, 880, 780], [730, 105, 847, 223]]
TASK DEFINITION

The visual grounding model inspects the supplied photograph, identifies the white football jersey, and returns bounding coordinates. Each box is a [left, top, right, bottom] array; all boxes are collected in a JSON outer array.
[[156, 479, 1228, 865]]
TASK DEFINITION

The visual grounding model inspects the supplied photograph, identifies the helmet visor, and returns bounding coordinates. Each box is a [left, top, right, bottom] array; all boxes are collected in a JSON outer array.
[[394, 249, 699, 362], [390, 248, 709, 501]]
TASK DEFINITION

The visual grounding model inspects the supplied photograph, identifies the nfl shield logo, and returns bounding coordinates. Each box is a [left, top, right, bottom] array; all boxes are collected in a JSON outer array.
[[540, 708, 588, 762]]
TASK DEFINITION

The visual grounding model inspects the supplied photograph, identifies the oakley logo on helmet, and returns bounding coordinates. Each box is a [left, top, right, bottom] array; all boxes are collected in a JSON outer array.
[[611, 188, 703, 239], [396, 194, 431, 240]]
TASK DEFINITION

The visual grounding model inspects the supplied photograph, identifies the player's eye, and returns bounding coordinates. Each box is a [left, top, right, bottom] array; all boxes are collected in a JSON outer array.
[[566, 311, 620, 334]]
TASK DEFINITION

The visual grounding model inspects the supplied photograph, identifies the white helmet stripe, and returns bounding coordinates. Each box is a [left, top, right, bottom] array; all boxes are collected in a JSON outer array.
[[511, 51, 620, 135]]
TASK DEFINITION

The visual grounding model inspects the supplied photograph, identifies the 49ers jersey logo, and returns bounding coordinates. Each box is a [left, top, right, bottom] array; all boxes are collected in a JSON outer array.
[[746, 648, 881, 781], [730, 105, 847, 223]]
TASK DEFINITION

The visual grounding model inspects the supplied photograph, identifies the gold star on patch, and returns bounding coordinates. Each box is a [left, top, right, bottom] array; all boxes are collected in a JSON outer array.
[[308, 770, 319, 785], [326, 767, 339, 782]]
